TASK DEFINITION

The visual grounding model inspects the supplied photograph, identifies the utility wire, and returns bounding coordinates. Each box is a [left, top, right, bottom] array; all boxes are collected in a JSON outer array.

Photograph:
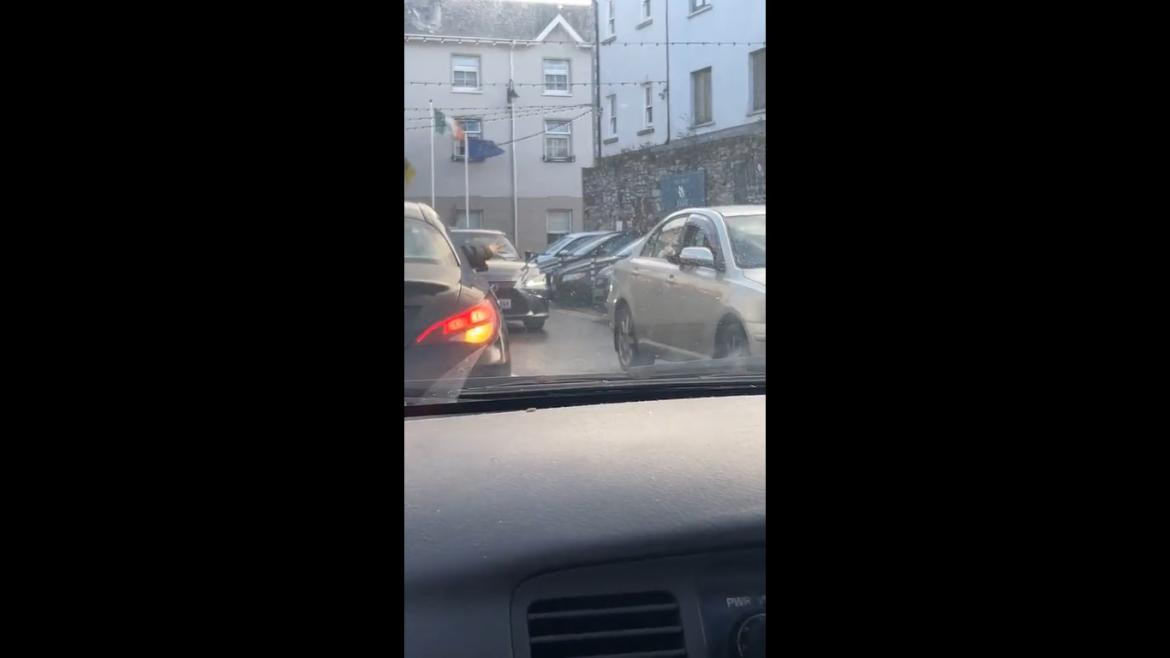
[[403, 106, 585, 125], [407, 80, 665, 87], [404, 103, 593, 112], [404, 37, 764, 47]]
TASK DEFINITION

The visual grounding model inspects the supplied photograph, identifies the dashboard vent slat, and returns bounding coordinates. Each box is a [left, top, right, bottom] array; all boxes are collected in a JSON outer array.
[[527, 591, 686, 658]]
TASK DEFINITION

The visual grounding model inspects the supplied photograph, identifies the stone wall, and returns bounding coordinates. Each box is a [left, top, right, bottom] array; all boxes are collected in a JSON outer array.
[[582, 121, 766, 233]]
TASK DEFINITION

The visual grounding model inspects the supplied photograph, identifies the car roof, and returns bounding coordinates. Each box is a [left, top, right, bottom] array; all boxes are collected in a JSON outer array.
[[450, 229, 505, 236], [670, 205, 766, 219], [404, 201, 444, 229]]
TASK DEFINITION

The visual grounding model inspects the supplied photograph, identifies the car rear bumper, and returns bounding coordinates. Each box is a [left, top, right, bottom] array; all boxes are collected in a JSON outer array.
[[494, 284, 550, 320]]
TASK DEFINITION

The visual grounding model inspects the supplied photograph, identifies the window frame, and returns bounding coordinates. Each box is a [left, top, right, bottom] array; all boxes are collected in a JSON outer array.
[[750, 48, 766, 113], [642, 0, 652, 21], [546, 209, 573, 244], [691, 67, 712, 126], [451, 54, 482, 92], [690, 0, 712, 12], [642, 215, 688, 262], [452, 117, 483, 159], [454, 210, 484, 229], [607, 0, 616, 36], [643, 83, 654, 127], [607, 94, 618, 136], [542, 58, 571, 96], [543, 119, 573, 162]]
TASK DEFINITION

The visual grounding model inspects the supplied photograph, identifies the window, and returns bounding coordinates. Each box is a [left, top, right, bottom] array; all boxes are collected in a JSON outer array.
[[452, 118, 482, 159], [643, 216, 688, 262], [543, 59, 570, 95], [607, 0, 616, 36], [750, 48, 766, 111], [691, 0, 711, 11], [454, 210, 483, 229], [691, 67, 712, 125], [546, 209, 572, 244], [544, 119, 572, 161], [643, 84, 654, 127], [404, 219, 457, 266], [642, 0, 652, 20], [682, 221, 724, 267], [607, 94, 617, 135], [452, 55, 480, 91]]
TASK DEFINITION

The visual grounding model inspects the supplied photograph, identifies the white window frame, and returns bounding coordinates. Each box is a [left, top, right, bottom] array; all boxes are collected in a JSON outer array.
[[452, 117, 482, 159], [750, 48, 766, 112], [547, 209, 572, 242], [691, 0, 711, 11], [455, 210, 484, 229], [451, 55, 481, 92], [543, 119, 573, 161], [691, 67, 712, 126], [607, 0, 616, 36], [643, 83, 654, 127], [542, 58, 571, 96], [642, 0, 652, 21], [607, 94, 618, 136]]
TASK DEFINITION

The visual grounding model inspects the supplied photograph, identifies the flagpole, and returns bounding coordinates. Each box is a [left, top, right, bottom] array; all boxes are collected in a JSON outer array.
[[428, 99, 435, 209], [464, 129, 470, 227]]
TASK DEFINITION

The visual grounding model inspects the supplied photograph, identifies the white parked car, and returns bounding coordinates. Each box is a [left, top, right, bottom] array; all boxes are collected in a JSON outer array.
[[607, 206, 766, 370]]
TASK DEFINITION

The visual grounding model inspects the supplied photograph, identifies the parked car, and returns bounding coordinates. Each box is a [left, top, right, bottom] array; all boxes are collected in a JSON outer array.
[[592, 237, 646, 306], [449, 229, 549, 331], [607, 206, 766, 370], [530, 231, 612, 269], [548, 233, 644, 306], [404, 203, 511, 395]]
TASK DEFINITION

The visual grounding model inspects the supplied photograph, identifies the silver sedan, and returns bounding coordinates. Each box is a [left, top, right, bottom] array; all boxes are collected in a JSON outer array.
[[607, 206, 766, 370]]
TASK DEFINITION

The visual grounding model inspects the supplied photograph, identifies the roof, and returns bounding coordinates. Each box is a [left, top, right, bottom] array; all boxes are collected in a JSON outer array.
[[404, 0, 593, 42], [404, 201, 442, 225], [449, 228, 505, 235], [670, 205, 766, 218]]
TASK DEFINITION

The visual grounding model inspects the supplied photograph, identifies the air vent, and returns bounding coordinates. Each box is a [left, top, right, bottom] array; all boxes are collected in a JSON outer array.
[[526, 591, 686, 658]]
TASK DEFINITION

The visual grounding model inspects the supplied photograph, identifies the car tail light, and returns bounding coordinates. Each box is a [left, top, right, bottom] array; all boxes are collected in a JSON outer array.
[[415, 299, 497, 346]]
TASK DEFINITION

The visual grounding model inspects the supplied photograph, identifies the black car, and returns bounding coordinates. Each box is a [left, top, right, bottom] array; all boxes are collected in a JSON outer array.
[[405, 203, 510, 396], [530, 231, 612, 269], [546, 232, 641, 304], [449, 229, 550, 331]]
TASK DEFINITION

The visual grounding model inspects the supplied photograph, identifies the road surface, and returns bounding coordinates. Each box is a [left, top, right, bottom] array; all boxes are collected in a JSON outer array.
[[508, 305, 617, 376]]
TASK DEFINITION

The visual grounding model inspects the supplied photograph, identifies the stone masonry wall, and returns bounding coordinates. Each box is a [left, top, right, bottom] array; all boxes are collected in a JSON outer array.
[[582, 121, 765, 234]]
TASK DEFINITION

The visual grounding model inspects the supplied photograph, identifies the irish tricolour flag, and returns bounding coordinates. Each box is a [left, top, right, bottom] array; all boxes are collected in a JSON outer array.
[[433, 109, 464, 142]]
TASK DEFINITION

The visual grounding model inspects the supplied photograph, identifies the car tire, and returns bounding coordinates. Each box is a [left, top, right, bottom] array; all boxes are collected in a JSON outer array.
[[523, 318, 546, 331], [714, 318, 750, 359], [615, 304, 653, 370]]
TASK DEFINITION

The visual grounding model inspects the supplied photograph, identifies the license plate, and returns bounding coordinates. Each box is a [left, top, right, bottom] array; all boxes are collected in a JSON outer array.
[[498, 298, 512, 310]]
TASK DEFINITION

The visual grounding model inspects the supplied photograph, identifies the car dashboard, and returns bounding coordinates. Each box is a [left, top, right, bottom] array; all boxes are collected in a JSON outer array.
[[405, 394, 766, 658]]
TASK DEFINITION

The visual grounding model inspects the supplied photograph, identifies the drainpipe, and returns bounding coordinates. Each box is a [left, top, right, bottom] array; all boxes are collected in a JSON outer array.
[[510, 42, 518, 248], [664, 0, 670, 145], [593, 0, 601, 161]]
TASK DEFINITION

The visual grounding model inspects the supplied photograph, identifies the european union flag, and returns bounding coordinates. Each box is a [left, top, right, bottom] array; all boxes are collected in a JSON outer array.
[[467, 138, 505, 162]]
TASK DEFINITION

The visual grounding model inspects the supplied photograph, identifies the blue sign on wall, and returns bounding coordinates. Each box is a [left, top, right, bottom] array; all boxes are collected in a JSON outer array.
[[659, 171, 706, 212]]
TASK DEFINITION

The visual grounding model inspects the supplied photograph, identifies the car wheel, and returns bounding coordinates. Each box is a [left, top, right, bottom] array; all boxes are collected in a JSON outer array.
[[714, 319, 750, 359], [523, 318, 545, 331], [615, 305, 653, 370]]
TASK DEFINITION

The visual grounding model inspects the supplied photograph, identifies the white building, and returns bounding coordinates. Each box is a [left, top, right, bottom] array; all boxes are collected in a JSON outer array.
[[403, 0, 596, 254], [595, 0, 765, 156]]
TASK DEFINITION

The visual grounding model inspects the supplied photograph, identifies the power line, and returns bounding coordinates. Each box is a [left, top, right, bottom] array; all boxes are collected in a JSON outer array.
[[403, 106, 586, 126], [404, 107, 594, 137], [406, 80, 665, 87], [404, 103, 593, 112], [404, 37, 764, 47]]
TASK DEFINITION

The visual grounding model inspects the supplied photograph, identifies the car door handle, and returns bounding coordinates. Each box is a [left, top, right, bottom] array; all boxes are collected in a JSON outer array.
[[666, 274, 677, 285]]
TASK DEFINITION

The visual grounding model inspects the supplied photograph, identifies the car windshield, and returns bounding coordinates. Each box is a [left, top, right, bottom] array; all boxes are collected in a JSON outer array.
[[726, 215, 766, 269], [451, 232, 520, 260], [404, 0, 765, 406], [405, 218, 457, 266]]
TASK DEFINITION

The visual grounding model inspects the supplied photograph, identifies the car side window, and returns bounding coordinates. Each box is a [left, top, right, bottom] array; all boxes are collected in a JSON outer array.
[[681, 221, 724, 267], [646, 217, 688, 262]]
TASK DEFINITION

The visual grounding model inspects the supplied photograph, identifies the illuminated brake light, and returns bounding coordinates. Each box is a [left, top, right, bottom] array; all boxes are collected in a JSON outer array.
[[415, 299, 497, 345]]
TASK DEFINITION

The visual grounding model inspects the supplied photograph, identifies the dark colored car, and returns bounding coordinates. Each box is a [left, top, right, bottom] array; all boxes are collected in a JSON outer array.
[[546, 232, 641, 304], [530, 231, 612, 269], [404, 203, 510, 396], [450, 229, 550, 331]]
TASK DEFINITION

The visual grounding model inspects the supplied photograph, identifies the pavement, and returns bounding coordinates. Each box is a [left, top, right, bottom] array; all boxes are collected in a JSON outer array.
[[507, 304, 617, 376]]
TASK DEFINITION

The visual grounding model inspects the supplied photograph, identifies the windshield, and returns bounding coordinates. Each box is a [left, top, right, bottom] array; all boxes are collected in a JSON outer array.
[[451, 232, 520, 261], [405, 218, 457, 266], [726, 215, 766, 269], [404, 0, 765, 405]]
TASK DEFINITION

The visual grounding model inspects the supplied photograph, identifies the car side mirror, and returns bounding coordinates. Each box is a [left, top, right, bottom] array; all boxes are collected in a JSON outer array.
[[678, 246, 716, 269], [462, 244, 491, 272], [525, 251, 534, 262]]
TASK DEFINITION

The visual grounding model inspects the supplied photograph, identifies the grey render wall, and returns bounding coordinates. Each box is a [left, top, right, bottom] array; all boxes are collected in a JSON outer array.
[[582, 121, 765, 234]]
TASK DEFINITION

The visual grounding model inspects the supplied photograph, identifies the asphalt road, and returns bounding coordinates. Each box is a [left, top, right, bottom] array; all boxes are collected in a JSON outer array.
[[508, 305, 618, 376]]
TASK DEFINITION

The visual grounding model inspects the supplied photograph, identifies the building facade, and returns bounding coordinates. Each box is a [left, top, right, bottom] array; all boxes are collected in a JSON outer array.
[[403, 0, 595, 254], [586, 0, 766, 233]]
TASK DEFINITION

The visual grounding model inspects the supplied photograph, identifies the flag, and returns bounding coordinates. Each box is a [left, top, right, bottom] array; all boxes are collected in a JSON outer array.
[[467, 138, 505, 162], [433, 109, 464, 142], [404, 157, 416, 184]]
